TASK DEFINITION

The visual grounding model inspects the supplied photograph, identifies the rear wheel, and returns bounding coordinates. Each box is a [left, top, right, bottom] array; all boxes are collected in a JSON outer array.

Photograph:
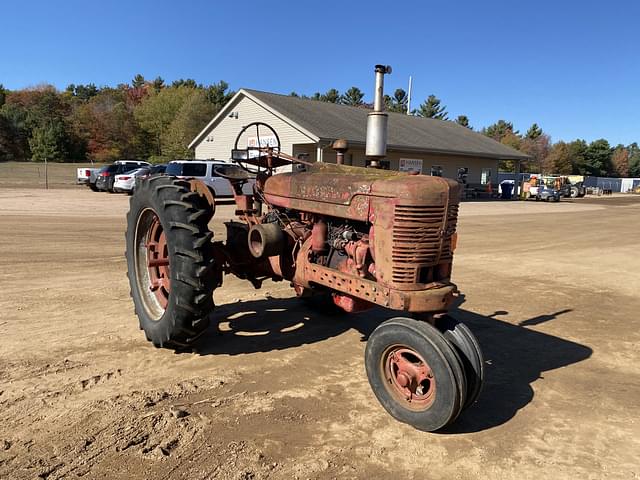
[[365, 317, 466, 431], [125, 176, 216, 348]]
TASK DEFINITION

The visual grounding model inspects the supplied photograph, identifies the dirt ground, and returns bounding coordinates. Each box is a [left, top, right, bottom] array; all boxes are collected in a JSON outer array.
[[0, 184, 638, 480]]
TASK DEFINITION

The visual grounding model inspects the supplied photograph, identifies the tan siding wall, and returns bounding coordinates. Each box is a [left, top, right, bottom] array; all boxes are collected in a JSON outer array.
[[194, 96, 317, 161], [321, 148, 499, 184]]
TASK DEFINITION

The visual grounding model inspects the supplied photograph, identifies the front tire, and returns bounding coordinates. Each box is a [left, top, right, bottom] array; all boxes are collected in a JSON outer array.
[[365, 317, 466, 431], [125, 176, 216, 348]]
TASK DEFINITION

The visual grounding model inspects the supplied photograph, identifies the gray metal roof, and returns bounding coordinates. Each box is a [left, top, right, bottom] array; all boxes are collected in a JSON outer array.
[[243, 89, 529, 160]]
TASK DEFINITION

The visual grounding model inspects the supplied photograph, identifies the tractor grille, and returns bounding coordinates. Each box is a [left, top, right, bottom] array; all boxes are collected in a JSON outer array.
[[391, 203, 459, 284]]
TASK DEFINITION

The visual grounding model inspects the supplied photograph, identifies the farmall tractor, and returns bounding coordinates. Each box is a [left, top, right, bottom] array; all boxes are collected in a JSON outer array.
[[125, 65, 484, 431]]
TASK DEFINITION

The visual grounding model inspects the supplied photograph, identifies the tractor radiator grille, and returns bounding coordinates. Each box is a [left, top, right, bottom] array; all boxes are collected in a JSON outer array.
[[391, 203, 459, 284]]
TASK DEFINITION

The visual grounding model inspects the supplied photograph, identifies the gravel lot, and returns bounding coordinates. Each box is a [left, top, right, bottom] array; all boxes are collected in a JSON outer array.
[[0, 185, 638, 479]]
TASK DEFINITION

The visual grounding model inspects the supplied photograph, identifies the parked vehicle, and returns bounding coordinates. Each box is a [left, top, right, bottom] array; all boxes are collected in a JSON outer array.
[[77, 167, 99, 185], [113, 167, 150, 194], [535, 184, 561, 202], [165, 160, 255, 196], [89, 166, 108, 191], [97, 163, 148, 192], [88, 161, 149, 192], [140, 164, 167, 179]]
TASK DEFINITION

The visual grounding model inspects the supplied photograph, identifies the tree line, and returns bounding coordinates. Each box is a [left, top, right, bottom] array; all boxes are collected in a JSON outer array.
[[1, 78, 638, 177], [0, 75, 232, 164]]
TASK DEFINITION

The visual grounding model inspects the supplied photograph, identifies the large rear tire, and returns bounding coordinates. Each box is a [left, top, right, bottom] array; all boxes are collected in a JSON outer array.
[[365, 317, 466, 431], [125, 176, 216, 348]]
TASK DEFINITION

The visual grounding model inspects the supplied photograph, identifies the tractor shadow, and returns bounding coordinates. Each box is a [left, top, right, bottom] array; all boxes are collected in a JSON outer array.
[[192, 294, 592, 433], [193, 296, 385, 355], [443, 298, 592, 433]]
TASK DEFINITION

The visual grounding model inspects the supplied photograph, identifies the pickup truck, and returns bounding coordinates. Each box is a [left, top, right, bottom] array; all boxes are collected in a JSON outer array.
[[77, 167, 99, 186]]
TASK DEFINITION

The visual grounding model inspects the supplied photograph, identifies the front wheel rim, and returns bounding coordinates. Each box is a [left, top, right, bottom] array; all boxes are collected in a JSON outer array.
[[381, 345, 436, 410]]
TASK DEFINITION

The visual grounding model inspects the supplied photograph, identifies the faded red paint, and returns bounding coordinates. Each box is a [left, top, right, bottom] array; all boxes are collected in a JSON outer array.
[[188, 152, 460, 316]]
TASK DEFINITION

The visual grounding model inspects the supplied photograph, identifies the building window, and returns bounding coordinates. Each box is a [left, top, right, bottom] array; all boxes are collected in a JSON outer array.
[[481, 168, 492, 185], [430, 165, 443, 177]]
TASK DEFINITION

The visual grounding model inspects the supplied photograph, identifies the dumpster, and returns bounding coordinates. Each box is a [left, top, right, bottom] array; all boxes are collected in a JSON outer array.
[[500, 180, 514, 199]]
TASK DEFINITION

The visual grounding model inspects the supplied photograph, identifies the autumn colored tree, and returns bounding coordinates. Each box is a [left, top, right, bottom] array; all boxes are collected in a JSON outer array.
[[543, 141, 573, 174], [610, 146, 630, 177]]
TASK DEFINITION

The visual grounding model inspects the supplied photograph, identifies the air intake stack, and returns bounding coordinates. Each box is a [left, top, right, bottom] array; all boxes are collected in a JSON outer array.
[[366, 64, 392, 167]]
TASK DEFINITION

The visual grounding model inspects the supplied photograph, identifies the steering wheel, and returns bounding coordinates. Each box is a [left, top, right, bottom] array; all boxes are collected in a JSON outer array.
[[232, 122, 281, 174]]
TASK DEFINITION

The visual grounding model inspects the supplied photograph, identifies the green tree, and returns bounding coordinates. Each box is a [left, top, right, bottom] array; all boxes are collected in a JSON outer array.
[[134, 86, 205, 160], [163, 89, 216, 159], [483, 120, 517, 142], [387, 89, 408, 113], [584, 139, 612, 176], [172, 78, 198, 89], [132, 74, 146, 88], [66, 83, 99, 101], [320, 88, 341, 103], [152, 76, 165, 92], [204, 81, 233, 108], [415, 95, 448, 119], [29, 120, 68, 162], [526, 123, 543, 139], [341, 86, 364, 106], [567, 139, 588, 174], [455, 115, 471, 128], [0, 84, 6, 107], [628, 143, 640, 177]]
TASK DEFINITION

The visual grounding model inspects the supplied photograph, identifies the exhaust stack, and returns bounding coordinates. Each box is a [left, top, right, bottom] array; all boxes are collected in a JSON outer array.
[[366, 64, 392, 166]]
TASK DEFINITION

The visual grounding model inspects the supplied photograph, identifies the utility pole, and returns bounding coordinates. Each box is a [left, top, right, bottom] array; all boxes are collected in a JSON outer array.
[[44, 157, 49, 190], [407, 76, 412, 115]]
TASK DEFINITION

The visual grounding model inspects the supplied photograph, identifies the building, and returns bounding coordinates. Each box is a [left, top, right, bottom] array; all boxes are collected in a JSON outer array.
[[189, 89, 528, 185]]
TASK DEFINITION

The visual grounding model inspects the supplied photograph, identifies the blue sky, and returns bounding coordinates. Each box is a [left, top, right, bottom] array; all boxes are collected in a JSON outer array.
[[1, 0, 638, 145]]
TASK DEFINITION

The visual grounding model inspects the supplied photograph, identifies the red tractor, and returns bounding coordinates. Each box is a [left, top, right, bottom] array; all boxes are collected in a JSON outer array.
[[125, 65, 483, 431]]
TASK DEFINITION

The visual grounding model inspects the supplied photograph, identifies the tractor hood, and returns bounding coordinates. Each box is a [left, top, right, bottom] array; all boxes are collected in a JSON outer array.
[[263, 163, 459, 220]]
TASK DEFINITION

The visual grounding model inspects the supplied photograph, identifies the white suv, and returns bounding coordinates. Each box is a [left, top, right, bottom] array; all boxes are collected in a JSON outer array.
[[165, 160, 254, 197]]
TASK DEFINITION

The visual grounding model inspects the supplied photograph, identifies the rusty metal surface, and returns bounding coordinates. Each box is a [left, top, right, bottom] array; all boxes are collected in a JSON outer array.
[[382, 346, 436, 410], [187, 178, 216, 212], [292, 237, 457, 313]]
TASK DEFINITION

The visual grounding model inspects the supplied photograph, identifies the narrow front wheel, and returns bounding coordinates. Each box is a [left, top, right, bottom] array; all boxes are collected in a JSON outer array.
[[365, 317, 466, 431]]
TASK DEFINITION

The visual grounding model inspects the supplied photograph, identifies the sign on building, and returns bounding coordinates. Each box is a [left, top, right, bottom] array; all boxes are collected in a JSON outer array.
[[247, 136, 279, 158], [399, 158, 423, 173]]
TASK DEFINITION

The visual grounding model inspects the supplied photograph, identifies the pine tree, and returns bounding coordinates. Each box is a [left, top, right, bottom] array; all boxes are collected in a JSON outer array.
[[455, 115, 471, 128], [415, 95, 448, 119], [340, 87, 365, 106], [526, 123, 543, 139], [132, 74, 146, 88]]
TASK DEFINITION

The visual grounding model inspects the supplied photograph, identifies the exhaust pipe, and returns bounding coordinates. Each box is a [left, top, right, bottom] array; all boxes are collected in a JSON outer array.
[[366, 64, 392, 167]]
